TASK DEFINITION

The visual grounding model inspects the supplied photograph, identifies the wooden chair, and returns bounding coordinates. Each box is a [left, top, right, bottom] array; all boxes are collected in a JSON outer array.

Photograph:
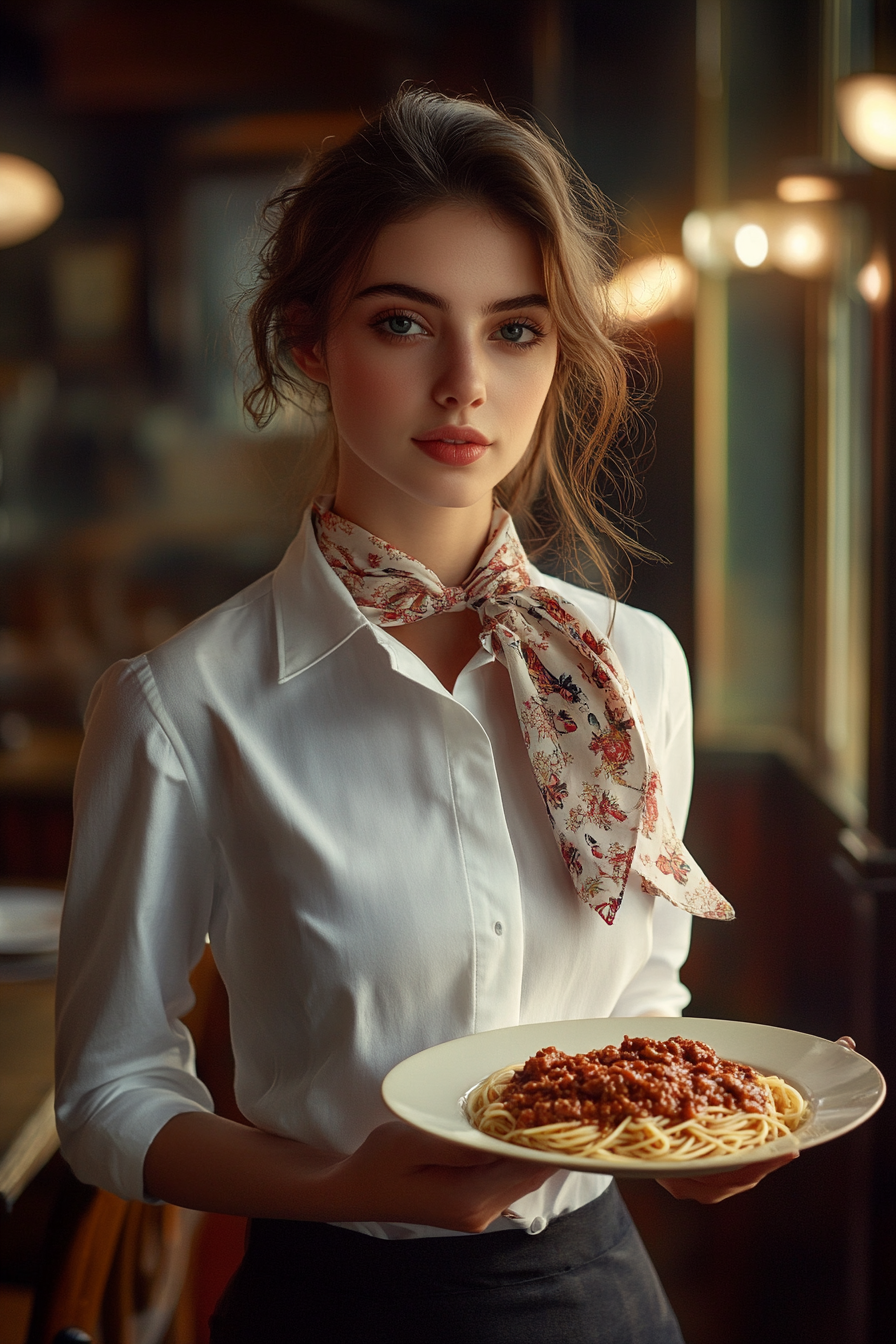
[[26, 1178, 202, 1344]]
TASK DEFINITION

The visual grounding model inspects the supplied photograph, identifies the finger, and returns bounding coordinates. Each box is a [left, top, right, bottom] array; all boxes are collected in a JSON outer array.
[[656, 1177, 736, 1204], [461, 1161, 557, 1217], [431, 1152, 556, 1205], [657, 1151, 798, 1203], [691, 1151, 799, 1187], [494, 1157, 556, 1189], [402, 1127, 552, 1177], [836, 1035, 857, 1050], [657, 1176, 764, 1204]]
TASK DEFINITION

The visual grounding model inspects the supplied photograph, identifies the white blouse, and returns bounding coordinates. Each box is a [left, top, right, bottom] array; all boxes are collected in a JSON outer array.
[[55, 514, 695, 1239]]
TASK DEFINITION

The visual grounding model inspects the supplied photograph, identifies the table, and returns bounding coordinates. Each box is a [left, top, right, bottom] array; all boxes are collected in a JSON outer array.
[[0, 978, 57, 1209], [0, 732, 78, 1209]]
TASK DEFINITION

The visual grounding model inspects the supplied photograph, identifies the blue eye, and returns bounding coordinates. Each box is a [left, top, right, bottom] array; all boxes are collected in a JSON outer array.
[[375, 312, 426, 337], [386, 315, 415, 335], [498, 322, 542, 345]]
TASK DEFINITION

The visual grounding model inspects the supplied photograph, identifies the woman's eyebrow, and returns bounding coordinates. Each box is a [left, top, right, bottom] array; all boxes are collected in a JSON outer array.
[[487, 293, 549, 314], [353, 283, 550, 315], [354, 282, 445, 308]]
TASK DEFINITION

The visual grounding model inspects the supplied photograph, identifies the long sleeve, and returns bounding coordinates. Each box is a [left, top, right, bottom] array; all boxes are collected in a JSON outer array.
[[55, 659, 217, 1201]]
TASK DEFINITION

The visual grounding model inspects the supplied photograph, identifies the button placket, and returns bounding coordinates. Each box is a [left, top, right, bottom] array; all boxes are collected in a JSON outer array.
[[439, 696, 523, 1031]]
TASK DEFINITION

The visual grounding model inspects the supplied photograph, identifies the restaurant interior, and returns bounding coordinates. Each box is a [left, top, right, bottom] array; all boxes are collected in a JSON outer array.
[[0, 0, 894, 1340]]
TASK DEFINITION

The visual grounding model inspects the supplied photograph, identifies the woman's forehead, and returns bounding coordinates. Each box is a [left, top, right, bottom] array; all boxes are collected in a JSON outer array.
[[355, 203, 546, 304]]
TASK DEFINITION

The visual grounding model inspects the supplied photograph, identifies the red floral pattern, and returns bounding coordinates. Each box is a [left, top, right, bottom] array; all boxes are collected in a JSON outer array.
[[314, 503, 734, 927]]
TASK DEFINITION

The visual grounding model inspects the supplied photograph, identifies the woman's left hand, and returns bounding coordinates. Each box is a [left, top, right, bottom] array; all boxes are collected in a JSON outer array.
[[656, 1150, 799, 1204]]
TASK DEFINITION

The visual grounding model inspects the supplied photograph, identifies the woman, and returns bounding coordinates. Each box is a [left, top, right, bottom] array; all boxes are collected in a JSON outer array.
[[55, 89, 794, 1342]]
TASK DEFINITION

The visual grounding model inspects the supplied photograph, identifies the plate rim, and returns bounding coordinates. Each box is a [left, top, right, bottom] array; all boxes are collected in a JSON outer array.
[[381, 1016, 887, 1178]]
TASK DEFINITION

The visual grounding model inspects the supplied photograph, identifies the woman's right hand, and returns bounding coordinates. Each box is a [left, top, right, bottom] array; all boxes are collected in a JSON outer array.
[[144, 1111, 554, 1231], [317, 1120, 555, 1233]]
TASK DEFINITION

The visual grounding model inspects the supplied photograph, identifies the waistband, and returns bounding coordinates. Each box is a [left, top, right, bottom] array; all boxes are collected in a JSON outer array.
[[244, 1184, 628, 1295]]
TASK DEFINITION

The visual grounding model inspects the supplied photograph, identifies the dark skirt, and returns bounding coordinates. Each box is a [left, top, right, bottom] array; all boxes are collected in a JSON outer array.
[[209, 1183, 685, 1344]]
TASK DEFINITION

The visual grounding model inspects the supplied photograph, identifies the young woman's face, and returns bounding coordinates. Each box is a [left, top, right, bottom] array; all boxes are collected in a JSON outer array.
[[299, 203, 558, 521]]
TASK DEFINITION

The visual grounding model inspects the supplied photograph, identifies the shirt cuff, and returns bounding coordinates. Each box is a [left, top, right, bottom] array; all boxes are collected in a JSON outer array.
[[57, 1079, 213, 1203]]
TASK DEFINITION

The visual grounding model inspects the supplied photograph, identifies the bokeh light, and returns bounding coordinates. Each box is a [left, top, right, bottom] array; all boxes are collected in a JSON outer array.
[[733, 223, 769, 268], [776, 174, 842, 203], [608, 253, 696, 325], [682, 211, 715, 269], [856, 254, 891, 306], [835, 72, 896, 169], [0, 153, 63, 247], [775, 220, 828, 275]]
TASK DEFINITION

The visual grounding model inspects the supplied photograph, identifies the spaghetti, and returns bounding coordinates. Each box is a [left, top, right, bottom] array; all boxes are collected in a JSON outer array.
[[466, 1035, 807, 1162]]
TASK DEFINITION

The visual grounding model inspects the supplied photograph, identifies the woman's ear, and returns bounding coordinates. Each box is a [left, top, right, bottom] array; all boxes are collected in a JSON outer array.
[[290, 340, 329, 386], [285, 303, 329, 385]]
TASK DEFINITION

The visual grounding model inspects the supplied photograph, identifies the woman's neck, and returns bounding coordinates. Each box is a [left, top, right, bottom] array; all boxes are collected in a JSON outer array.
[[330, 485, 494, 588]]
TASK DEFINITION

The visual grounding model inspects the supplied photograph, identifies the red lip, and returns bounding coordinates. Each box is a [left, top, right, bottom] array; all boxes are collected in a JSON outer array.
[[413, 440, 489, 466], [413, 425, 491, 446], [411, 425, 492, 467]]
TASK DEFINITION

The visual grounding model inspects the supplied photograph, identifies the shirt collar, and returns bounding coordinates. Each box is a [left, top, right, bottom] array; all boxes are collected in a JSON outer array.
[[272, 511, 370, 683], [271, 506, 555, 685]]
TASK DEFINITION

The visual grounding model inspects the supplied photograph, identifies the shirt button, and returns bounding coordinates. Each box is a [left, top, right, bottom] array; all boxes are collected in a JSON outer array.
[[527, 1216, 547, 1235], [494, 921, 503, 936]]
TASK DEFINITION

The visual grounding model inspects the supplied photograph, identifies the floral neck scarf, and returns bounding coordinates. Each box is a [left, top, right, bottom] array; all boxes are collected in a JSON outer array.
[[313, 502, 733, 927]]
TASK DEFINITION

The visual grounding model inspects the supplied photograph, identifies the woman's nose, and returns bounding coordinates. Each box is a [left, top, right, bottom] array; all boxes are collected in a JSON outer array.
[[431, 337, 486, 410]]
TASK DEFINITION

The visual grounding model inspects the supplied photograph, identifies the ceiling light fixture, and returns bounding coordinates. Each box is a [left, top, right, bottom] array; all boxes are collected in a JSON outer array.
[[835, 73, 896, 169], [776, 174, 843, 203], [0, 153, 63, 247]]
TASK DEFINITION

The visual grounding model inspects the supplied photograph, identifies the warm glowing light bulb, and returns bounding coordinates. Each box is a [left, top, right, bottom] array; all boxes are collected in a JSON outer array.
[[608, 254, 695, 325], [857, 254, 891, 306], [682, 211, 714, 268], [836, 73, 896, 169], [778, 222, 826, 272], [733, 223, 769, 268], [0, 154, 63, 247], [776, 174, 842, 203]]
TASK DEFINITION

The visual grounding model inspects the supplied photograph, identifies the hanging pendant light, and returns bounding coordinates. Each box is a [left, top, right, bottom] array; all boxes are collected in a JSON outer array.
[[0, 153, 63, 247], [835, 73, 896, 170]]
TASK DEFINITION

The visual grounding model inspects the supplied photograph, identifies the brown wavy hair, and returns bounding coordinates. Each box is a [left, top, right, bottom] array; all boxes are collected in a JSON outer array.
[[244, 87, 652, 596]]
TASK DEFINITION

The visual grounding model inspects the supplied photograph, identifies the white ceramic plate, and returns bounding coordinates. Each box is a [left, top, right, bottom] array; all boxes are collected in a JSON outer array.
[[0, 887, 64, 954], [382, 1017, 886, 1178]]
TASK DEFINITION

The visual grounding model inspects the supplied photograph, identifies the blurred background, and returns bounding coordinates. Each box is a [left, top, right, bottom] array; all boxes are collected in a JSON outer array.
[[0, 1, 894, 1342]]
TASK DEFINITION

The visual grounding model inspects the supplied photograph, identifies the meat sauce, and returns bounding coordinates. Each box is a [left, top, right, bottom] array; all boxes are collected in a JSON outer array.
[[500, 1036, 768, 1128]]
